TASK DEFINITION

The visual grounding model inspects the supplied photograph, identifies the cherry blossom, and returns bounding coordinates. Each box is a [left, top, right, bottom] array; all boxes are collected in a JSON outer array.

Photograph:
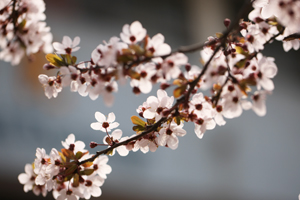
[[61, 133, 86, 152], [146, 33, 171, 56], [103, 129, 129, 156], [130, 63, 156, 94], [81, 174, 104, 199], [276, 27, 300, 52], [90, 112, 119, 132], [53, 36, 80, 55], [91, 36, 127, 68], [52, 185, 82, 200], [15, 1, 300, 199], [157, 122, 186, 150], [255, 53, 278, 91], [18, 163, 36, 193], [38, 74, 62, 99], [142, 89, 174, 121], [120, 21, 146, 44], [92, 156, 112, 179], [194, 116, 216, 139], [0, 0, 52, 65], [251, 90, 267, 117]]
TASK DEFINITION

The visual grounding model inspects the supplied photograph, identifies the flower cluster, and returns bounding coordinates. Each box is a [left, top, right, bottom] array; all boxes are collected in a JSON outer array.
[[248, 0, 300, 52], [15, 0, 300, 199], [18, 134, 112, 200], [0, 0, 52, 65], [38, 21, 182, 105]]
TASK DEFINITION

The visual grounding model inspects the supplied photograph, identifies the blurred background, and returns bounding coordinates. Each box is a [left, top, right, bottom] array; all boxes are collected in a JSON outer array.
[[1, 0, 300, 199]]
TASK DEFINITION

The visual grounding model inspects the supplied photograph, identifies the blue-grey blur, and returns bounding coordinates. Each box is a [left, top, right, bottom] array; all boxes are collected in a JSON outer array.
[[1, 0, 300, 199]]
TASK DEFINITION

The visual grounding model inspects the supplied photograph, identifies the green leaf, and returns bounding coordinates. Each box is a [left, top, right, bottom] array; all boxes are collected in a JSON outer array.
[[129, 44, 145, 55], [131, 116, 146, 126], [80, 169, 94, 176], [82, 161, 93, 168], [75, 151, 83, 160], [175, 116, 181, 125], [133, 125, 146, 134], [72, 173, 79, 187], [64, 163, 77, 176], [173, 85, 186, 98], [61, 148, 75, 159], [72, 56, 77, 65], [128, 69, 141, 80], [46, 54, 65, 67], [58, 151, 66, 163]]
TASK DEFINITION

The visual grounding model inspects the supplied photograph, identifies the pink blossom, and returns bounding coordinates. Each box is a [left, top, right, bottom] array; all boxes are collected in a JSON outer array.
[[53, 36, 80, 54], [120, 21, 146, 44]]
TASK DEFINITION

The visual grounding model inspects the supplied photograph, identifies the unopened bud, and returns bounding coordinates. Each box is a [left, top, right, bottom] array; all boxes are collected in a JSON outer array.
[[43, 63, 56, 70], [90, 142, 98, 148], [160, 83, 170, 90], [133, 87, 141, 95], [224, 18, 231, 28], [185, 64, 191, 72]]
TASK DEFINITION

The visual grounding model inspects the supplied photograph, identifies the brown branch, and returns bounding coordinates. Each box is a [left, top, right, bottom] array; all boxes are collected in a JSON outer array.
[[78, 0, 255, 166]]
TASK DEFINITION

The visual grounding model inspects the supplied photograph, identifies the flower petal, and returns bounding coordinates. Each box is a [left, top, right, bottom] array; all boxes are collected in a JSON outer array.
[[95, 112, 106, 123], [107, 112, 116, 123]]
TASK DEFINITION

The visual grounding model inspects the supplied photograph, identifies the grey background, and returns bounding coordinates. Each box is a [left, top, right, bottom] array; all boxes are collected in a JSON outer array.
[[1, 0, 300, 200]]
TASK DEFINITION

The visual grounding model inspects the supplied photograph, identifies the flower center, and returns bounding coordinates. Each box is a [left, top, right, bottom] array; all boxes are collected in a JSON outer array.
[[102, 122, 109, 129], [130, 36, 136, 42], [166, 128, 173, 135]]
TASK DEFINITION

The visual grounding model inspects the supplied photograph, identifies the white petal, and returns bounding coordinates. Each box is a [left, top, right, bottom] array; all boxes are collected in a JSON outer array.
[[38, 74, 48, 84], [62, 36, 72, 47], [260, 77, 274, 91], [72, 36, 80, 47], [174, 127, 186, 137], [107, 112, 116, 123], [139, 79, 152, 94], [66, 133, 75, 143], [109, 122, 120, 129], [111, 129, 122, 139], [158, 131, 167, 146], [91, 187, 102, 197], [167, 134, 179, 150], [206, 119, 216, 130], [91, 122, 101, 130], [117, 146, 129, 156], [143, 109, 156, 119], [95, 111, 106, 123], [24, 163, 33, 175], [52, 42, 64, 51], [18, 173, 29, 184]]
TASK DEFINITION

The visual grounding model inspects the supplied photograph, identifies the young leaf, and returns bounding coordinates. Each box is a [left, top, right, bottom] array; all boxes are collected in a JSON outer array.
[[61, 148, 75, 159], [80, 169, 94, 176], [131, 116, 146, 127], [58, 151, 66, 163], [46, 54, 65, 67], [64, 163, 77, 176], [133, 125, 146, 134], [82, 161, 93, 168], [72, 173, 79, 187], [75, 151, 83, 160], [173, 85, 186, 98]]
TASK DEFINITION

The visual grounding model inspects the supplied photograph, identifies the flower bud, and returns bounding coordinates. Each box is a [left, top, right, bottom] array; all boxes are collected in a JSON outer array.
[[224, 18, 231, 28], [90, 142, 98, 148]]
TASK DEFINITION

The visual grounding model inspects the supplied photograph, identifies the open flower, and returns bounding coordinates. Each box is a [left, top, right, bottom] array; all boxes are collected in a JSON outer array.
[[90, 112, 119, 132], [120, 21, 146, 44], [158, 122, 186, 150], [103, 129, 129, 156], [53, 36, 80, 54], [18, 163, 36, 193]]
